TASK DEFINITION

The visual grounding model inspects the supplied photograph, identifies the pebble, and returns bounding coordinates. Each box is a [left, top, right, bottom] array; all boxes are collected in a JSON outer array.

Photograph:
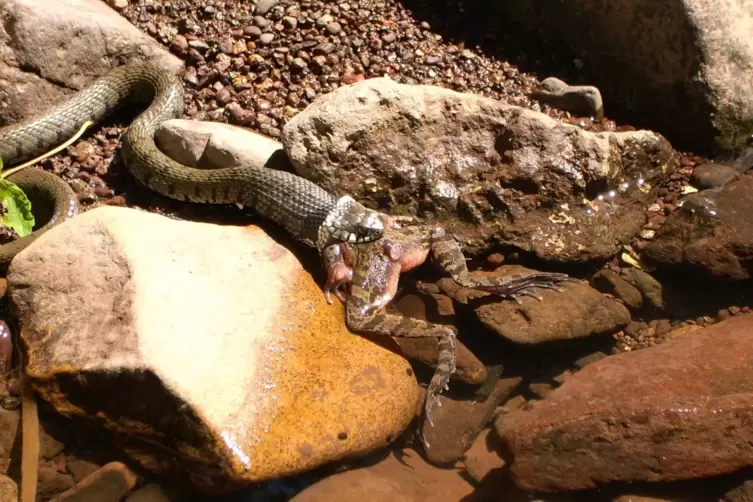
[[258, 32, 275, 45]]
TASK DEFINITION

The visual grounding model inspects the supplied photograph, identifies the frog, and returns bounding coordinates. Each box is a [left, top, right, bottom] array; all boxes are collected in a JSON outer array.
[[322, 215, 578, 445]]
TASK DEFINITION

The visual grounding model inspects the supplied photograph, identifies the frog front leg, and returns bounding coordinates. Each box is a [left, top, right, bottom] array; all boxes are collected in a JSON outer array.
[[345, 301, 456, 445], [428, 226, 579, 301]]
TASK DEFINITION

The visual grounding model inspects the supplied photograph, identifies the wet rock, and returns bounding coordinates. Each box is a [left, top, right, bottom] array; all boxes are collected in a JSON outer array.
[[155, 119, 288, 170], [592, 270, 643, 310], [532, 77, 604, 119], [619, 268, 664, 310], [691, 162, 738, 189], [0, 0, 182, 125], [392, 294, 487, 385], [438, 266, 630, 345], [289, 449, 474, 502], [463, 428, 506, 484], [54, 462, 140, 501], [8, 206, 419, 493], [495, 0, 753, 153], [497, 314, 753, 492], [421, 376, 522, 465], [643, 173, 753, 280], [282, 77, 676, 263]]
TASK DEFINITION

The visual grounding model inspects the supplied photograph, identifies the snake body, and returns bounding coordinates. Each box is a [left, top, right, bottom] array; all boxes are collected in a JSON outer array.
[[0, 62, 383, 266]]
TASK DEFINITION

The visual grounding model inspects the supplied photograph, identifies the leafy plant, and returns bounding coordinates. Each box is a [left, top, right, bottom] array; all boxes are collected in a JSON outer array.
[[0, 119, 93, 240], [0, 157, 34, 238]]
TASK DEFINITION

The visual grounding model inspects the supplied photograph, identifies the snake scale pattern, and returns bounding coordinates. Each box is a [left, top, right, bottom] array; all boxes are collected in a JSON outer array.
[[0, 62, 384, 267]]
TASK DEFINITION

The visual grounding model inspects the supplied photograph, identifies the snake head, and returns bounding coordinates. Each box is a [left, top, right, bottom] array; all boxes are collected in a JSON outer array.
[[319, 196, 386, 249]]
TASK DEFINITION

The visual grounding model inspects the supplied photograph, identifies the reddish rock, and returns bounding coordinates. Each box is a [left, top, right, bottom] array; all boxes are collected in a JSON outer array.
[[644, 174, 753, 280], [463, 428, 506, 483], [289, 449, 474, 502], [497, 315, 753, 492], [422, 376, 522, 465]]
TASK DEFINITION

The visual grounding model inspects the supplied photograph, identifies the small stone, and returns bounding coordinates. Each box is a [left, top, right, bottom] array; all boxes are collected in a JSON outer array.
[[170, 35, 188, 54], [655, 319, 672, 335], [258, 33, 275, 45], [381, 32, 396, 44], [228, 106, 256, 126], [281, 16, 297, 29], [55, 462, 140, 501], [215, 87, 232, 105], [107, 0, 128, 9], [421, 376, 522, 465], [315, 14, 334, 28], [325, 21, 341, 35], [244, 25, 262, 38], [253, 0, 278, 16]]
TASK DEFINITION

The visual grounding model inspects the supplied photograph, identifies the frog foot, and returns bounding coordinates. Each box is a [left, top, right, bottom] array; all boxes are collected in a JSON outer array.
[[471, 272, 580, 303]]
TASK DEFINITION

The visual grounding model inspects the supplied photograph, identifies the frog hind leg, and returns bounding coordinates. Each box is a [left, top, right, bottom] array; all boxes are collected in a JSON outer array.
[[429, 227, 580, 302], [345, 304, 456, 447]]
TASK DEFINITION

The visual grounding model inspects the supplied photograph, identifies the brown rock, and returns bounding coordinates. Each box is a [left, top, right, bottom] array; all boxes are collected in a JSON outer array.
[[8, 206, 419, 492], [618, 268, 664, 310], [463, 428, 506, 483], [421, 376, 522, 465], [53, 462, 140, 501], [66, 459, 101, 484], [289, 449, 474, 502], [440, 266, 630, 345], [723, 480, 753, 502], [38, 462, 76, 500], [498, 315, 753, 492], [592, 270, 643, 310], [283, 77, 675, 263], [0, 0, 182, 126], [691, 162, 739, 189], [392, 294, 487, 385], [643, 174, 753, 280]]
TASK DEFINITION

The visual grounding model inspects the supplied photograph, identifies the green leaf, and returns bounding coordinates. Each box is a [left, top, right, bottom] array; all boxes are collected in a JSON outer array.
[[0, 179, 34, 237]]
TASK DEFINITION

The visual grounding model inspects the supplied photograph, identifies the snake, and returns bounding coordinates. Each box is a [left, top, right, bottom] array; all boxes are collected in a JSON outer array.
[[0, 62, 384, 269]]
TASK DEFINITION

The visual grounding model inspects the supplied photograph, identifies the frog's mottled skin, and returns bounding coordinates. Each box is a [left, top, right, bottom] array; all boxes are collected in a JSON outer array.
[[323, 216, 577, 445]]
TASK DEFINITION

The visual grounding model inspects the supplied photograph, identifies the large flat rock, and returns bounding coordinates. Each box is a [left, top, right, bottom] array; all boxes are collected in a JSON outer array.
[[282, 76, 676, 264], [7, 206, 419, 493]]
